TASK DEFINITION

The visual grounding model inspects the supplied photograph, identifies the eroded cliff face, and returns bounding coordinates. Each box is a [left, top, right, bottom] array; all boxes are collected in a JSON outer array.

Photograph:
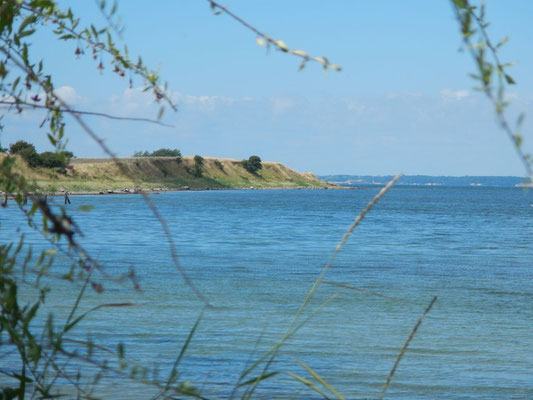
[[20, 156, 335, 192]]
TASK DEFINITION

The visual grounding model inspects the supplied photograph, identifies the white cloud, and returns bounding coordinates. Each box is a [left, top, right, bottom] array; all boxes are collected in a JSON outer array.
[[346, 100, 366, 112], [109, 87, 155, 113], [1, 86, 86, 108], [107, 88, 246, 115], [386, 91, 423, 100], [54, 86, 86, 106], [440, 88, 470, 100], [175, 93, 237, 110], [270, 97, 295, 114]]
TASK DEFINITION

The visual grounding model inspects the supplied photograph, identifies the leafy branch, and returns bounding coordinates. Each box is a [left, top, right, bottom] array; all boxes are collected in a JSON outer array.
[[207, 0, 341, 72], [451, 0, 532, 180], [0, 99, 174, 127]]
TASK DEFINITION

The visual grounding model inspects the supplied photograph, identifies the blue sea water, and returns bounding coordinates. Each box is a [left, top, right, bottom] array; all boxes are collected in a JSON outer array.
[[1, 187, 532, 399]]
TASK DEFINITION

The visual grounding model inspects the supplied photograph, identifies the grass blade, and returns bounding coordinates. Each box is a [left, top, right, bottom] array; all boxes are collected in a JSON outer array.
[[240, 175, 402, 399], [237, 371, 279, 388], [291, 356, 345, 400], [286, 371, 331, 399], [153, 310, 204, 400], [380, 296, 438, 399]]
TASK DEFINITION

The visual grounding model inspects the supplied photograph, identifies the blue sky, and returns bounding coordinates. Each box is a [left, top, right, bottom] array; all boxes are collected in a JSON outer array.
[[4, 0, 533, 175]]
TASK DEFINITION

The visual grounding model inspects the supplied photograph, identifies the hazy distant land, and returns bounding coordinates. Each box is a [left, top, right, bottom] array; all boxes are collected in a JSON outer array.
[[319, 175, 531, 187]]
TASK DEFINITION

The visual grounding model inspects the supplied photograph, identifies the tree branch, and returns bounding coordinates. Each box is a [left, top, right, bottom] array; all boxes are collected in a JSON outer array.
[[207, 0, 341, 72], [0, 100, 174, 127]]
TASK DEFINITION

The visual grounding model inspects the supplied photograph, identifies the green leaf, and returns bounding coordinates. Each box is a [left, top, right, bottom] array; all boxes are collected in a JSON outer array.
[[286, 372, 330, 399], [18, 15, 38, 34], [290, 49, 308, 58], [517, 112, 525, 128], [18, 29, 36, 39], [496, 36, 509, 48], [157, 106, 165, 120], [514, 134, 522, 148], [504, 74, 515, 84], [273, 39, 289, 52], [47, 134, 57, 146]]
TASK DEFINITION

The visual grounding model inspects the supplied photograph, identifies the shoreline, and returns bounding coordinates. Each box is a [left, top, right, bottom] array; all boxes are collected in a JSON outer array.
[[1, 185, 364, 199]]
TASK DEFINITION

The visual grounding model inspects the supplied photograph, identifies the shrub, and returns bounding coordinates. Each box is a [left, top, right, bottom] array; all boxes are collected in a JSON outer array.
[[134, 148, 182, 158], [151, 148, 181, 157], [10, 141, 40, 167], [214, 159, 224, 171], [39, 151, 65, 168], [9, 141, 72, 169], [193, 155, 204, 177], [242, 155, 262, 174], [9, 140, 36, 155]]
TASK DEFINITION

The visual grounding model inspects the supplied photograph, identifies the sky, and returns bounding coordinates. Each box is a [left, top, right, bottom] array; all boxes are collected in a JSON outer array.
[[3, 0, 533, 176]]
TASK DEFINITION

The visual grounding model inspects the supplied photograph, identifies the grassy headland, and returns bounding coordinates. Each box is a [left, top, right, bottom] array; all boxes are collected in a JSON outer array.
[[10, 155, 335, 192]]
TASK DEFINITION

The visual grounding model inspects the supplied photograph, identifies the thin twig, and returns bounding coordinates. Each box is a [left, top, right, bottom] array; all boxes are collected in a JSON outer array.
[[0, 100, 174, 127], [207, 0, 341, 71]]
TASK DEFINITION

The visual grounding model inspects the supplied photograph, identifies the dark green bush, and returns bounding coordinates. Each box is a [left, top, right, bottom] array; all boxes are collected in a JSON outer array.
[[242, 155, 262, 174], [10, 141, 40, 167], [133, 148, 182, 159], [214, 159, 224, 171], [193, 155, 204, 177], [39, 152, 65, 168], [9, 141, 72, 169]]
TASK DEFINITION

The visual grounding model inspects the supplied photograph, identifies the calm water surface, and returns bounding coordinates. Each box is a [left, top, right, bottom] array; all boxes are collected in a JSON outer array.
[[1, 187, 532, 399]]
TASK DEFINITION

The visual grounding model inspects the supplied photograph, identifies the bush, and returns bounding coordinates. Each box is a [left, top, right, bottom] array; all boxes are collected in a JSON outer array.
[[214, 159, 224, 171], [242, 155, 262, 174], [133, 150, 150, 157], [10, 141, 40, 167], [151, 148, 181, 157], [9, 141, 72, 169], [9, 140, 36, 155], [38, 151, 73, 169], [133, 148, 182, 158], [193, 155, 204, 177], [39, 151, 63, 168]]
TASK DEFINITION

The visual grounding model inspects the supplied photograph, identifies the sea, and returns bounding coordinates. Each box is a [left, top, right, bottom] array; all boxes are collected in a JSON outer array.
[[1, 186, 532, 399]]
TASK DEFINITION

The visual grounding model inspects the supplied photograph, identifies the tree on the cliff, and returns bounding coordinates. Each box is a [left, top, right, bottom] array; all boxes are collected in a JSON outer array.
[[242, 155, 262, 175], [9, 140, 40, 167]]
